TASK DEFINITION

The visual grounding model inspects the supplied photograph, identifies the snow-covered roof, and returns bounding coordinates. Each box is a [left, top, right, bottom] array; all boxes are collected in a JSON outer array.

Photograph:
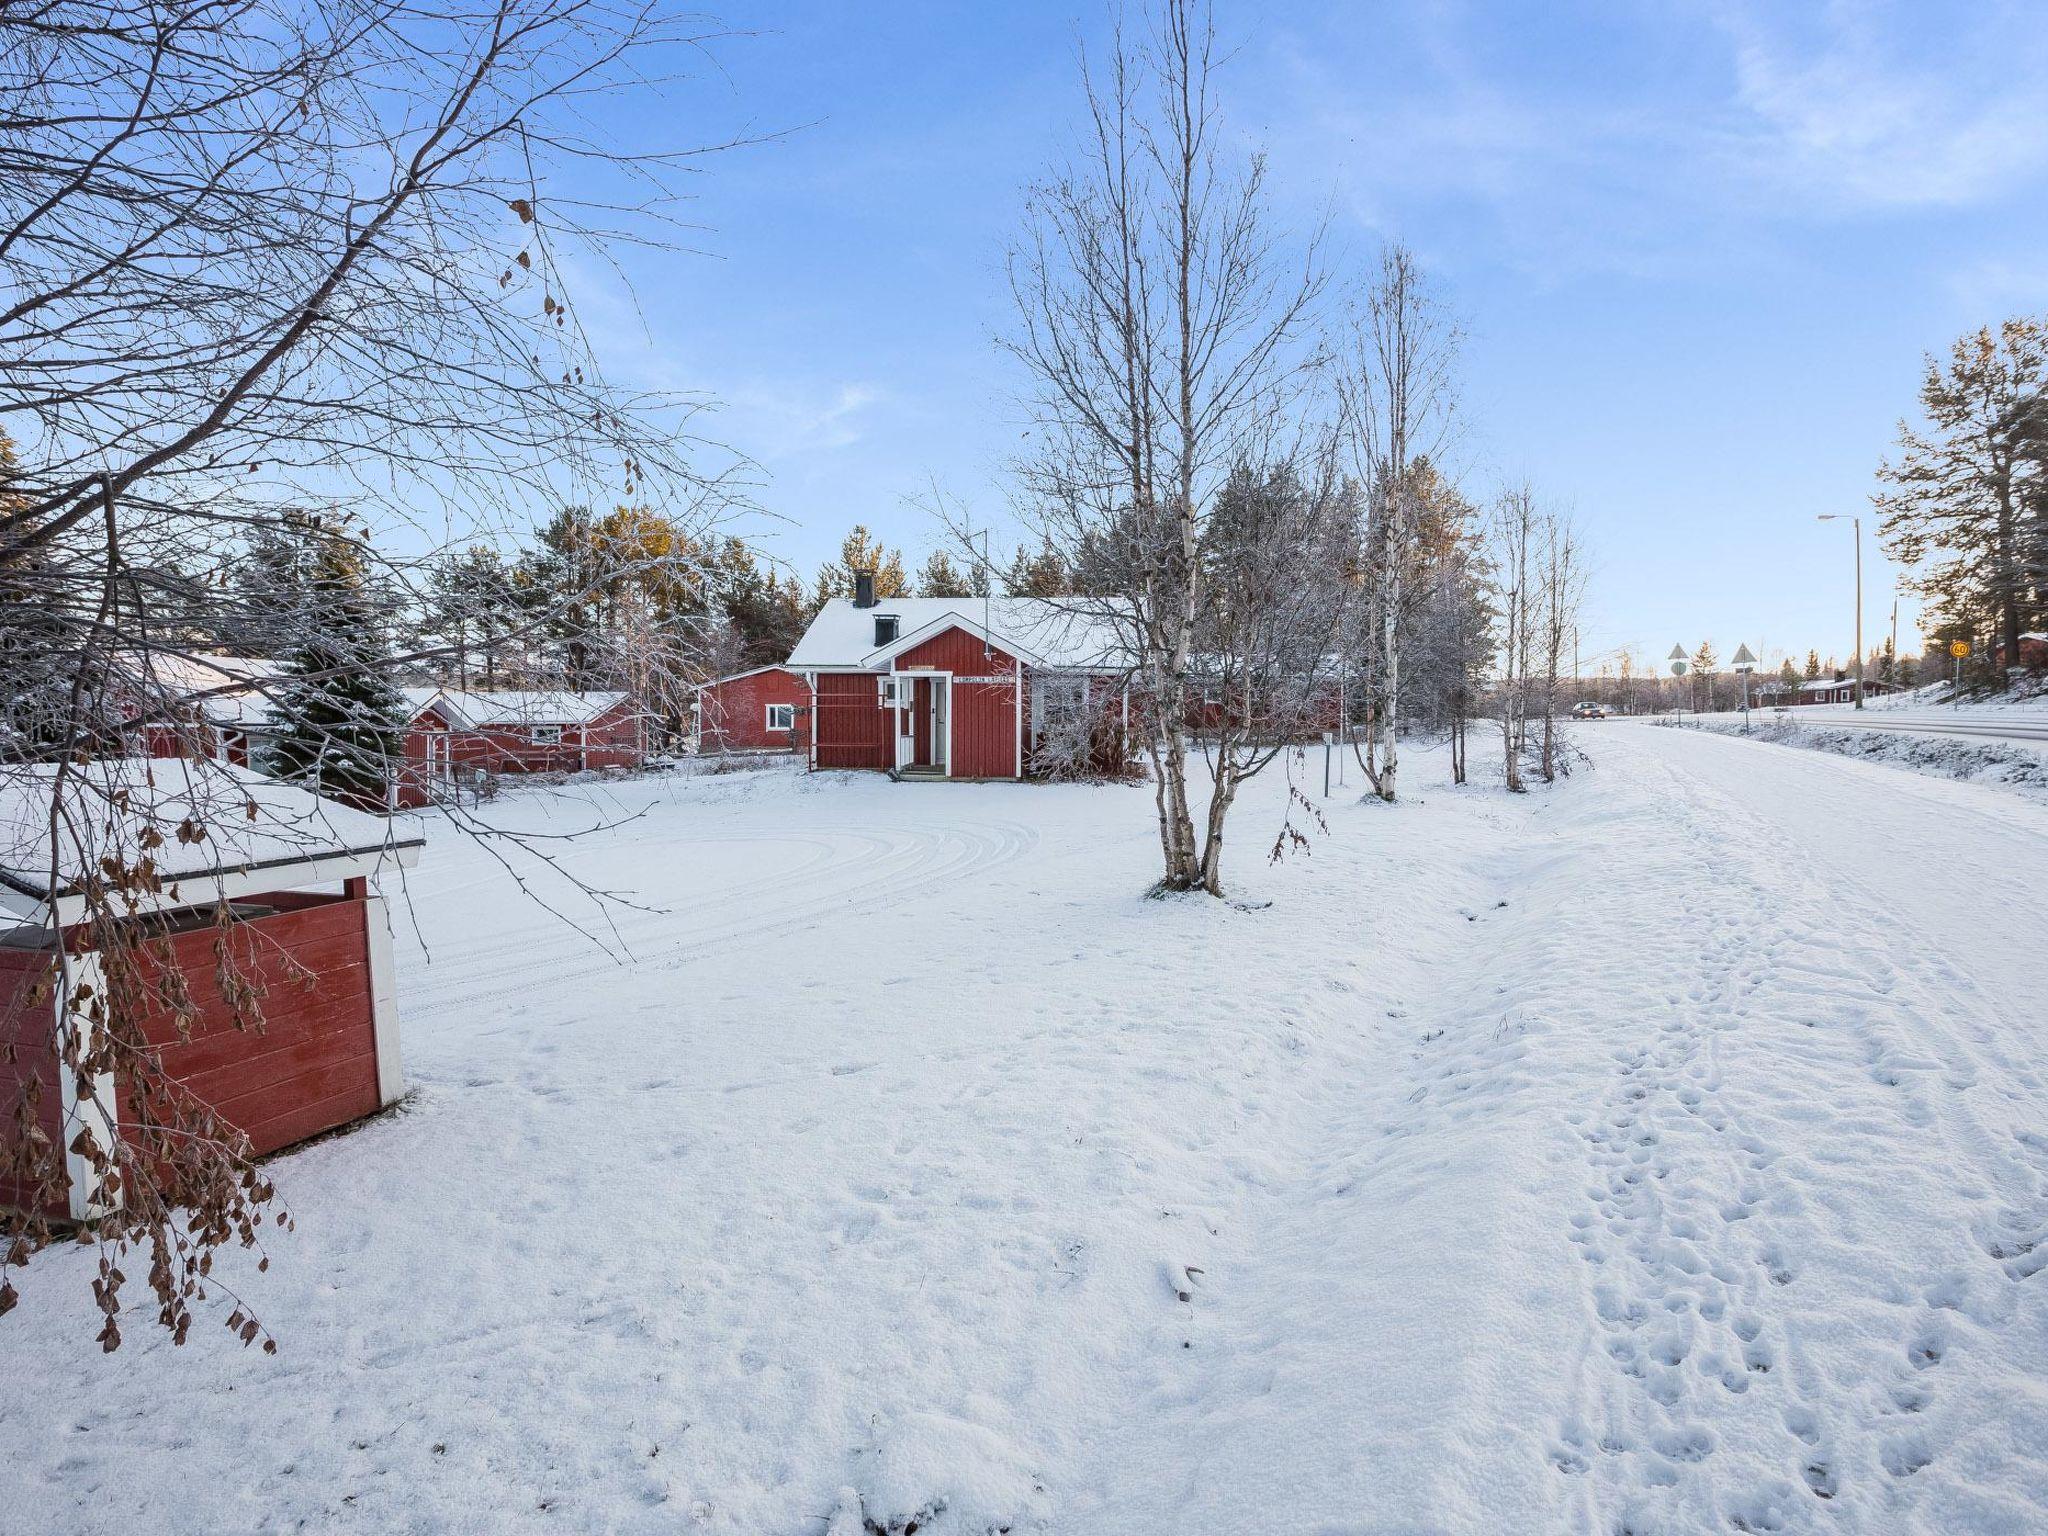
[[694, 665, 796, 692], [1797, 679, 1851, 692], [0, 760, 422, 920], [125, 652, 282, 727], [415, 689, 632, 728], [787, 598, 1131, 672]]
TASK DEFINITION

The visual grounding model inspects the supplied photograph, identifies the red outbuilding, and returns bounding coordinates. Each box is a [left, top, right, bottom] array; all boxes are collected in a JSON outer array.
[[784, 582, 1131, 779], [1994, 633, 2048, 671], [399, 688, 647, 807], [693, 666, 811, 754], [1, 761, 420, 1221]]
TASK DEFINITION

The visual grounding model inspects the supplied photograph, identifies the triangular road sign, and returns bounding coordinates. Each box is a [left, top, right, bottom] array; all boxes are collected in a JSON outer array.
[[1668, 644, 1687, 661], [1732, 643, 1758, 669]]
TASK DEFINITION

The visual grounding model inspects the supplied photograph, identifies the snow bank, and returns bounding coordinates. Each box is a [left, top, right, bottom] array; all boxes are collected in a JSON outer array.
[[1661, 716, 2048, 799]]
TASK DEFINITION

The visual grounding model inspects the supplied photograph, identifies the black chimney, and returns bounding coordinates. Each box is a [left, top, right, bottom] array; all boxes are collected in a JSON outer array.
[[853, 569, 876, 609]]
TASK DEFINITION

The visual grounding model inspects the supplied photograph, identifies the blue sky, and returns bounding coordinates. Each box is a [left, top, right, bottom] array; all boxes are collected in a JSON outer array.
[[585, 0, 2048, 675]]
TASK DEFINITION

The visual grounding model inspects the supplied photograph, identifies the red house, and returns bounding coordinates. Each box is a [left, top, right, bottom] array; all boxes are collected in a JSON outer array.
[[784, 583, 1130, 779], [120, 652, 281, 767], [399, 688, 646, 806], [693, 666, 811, 754], [1, 761, 420, 1220], [1994, 633, 2048, 671]]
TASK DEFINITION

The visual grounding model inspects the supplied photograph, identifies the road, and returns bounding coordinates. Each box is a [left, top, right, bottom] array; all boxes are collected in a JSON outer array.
[[1757, 704, 2048, 748]]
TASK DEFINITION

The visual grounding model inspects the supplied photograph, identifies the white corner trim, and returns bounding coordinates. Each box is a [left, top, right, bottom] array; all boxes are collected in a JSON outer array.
[[54, 947, 119, 1222], [363, 891, 405, 1107], [1014, 658, 1024, 779]]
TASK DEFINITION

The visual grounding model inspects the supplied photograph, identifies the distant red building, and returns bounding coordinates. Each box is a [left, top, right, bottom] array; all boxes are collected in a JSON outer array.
[[693, 666, 810, 754], [1994, 633, 2048, 671], [398, 689, 646, 807]]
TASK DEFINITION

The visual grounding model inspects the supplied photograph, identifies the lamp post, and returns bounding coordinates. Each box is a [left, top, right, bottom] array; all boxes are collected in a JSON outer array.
[[1817, 514, 1864, 709]]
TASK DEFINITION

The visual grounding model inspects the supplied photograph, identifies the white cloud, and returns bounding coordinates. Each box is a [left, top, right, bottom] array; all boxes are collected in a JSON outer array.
[[723, 380, 885, 457], [1711, 0, 2048, 210]]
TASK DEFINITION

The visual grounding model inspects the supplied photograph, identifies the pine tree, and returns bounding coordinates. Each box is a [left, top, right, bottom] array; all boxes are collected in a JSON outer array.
[[264, 521, 407, 809], [1877, 318, 2048, 683], [916, 549, 973, 597], [424, 545, 518, 688], [813, 525, 907, 607], [1805, 648, 1822, 679], [1003, 539, 1071, 597]]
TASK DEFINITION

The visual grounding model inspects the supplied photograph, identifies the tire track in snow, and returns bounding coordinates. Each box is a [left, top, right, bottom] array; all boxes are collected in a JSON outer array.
[[402, 814, 1040, 1024]]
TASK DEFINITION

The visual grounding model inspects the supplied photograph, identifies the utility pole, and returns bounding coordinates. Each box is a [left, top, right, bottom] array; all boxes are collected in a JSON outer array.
[[1818, 514, 1865, 709]]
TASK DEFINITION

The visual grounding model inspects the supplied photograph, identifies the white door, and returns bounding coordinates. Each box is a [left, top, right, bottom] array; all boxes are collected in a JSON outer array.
[[894, 681, 915, 770], [933, 678, 950, 774]]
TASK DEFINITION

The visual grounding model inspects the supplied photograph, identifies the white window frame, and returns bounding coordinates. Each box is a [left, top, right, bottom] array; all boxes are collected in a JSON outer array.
[[765, 702, 795, 732], [530, 724, 564, 745]]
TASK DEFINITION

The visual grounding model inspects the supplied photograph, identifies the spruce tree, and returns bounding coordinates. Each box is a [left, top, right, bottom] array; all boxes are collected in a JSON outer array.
[[265, 522, 407, 809]]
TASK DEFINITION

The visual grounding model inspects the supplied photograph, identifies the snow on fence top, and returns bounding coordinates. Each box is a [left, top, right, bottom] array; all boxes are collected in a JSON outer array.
[[0, 760, 421, 921]]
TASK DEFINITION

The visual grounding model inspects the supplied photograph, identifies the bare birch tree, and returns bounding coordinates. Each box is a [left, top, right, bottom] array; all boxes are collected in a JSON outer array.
[[1003, 0, 1322, 894], [1536, 509, 1586, 782], [1487, 486, 1539, 793], [1338, 246, 1459, 803]]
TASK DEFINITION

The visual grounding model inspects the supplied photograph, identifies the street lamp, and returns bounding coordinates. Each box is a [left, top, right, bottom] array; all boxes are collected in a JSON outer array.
[[1816, 514, 1865, 709]]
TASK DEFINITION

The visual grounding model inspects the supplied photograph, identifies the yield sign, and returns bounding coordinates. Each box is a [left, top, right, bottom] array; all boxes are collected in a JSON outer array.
[[1731, 643, 1758, 671]]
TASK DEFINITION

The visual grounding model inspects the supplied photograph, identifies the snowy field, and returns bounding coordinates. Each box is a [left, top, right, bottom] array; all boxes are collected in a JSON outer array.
[[4, 726, 2048, 1534]]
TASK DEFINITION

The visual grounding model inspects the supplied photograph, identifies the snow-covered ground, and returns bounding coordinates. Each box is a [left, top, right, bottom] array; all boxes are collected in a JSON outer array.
[[5, 727, 2047, 1534]]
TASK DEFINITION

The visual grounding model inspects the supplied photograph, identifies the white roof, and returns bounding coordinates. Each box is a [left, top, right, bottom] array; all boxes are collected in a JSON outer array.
[[1798, 679, 1851, 692], [0, 761, 422, 920], [127, 652, 282, 727], [415, 689, 631, 728], [787, 598, 1130, 672]]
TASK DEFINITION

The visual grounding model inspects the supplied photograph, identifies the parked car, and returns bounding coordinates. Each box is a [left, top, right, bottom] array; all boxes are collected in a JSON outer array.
[[1571, 701, 1609, 720]]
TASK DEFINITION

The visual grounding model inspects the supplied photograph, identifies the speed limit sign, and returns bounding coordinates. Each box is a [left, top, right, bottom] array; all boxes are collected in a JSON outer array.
[[1950, 640, 1970, 659]]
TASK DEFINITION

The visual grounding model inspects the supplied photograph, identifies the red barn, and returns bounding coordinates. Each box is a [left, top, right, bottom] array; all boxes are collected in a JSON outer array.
[[399, 688, 646, 806], [785, 586, 1131, 779], [693, 666, 810, 754], [1, 761, 420, 1220]]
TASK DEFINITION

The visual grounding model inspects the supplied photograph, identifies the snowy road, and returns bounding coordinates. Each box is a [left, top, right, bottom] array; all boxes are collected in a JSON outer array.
[[1769, 707, 2048, 748], [3, 731, 2045, 1534]]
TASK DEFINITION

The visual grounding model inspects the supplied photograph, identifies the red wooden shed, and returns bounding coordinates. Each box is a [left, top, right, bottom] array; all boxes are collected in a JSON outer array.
[[0, 761, 421, 1221], [693, 666, 810, 754]]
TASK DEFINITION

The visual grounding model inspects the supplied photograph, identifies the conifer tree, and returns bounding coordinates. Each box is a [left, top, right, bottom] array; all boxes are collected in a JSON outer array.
[[1003, 539, 1071, 597], [1877, 318, 2048, 682], [813, 525, 907, 607], [265, 521, 407, 809], [916, 549, 974, 597]]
